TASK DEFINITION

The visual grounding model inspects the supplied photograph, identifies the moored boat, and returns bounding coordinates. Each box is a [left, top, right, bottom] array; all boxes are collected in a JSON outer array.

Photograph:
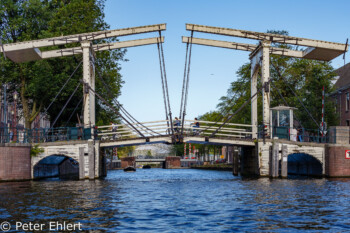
[[124, 166, 136, 172]]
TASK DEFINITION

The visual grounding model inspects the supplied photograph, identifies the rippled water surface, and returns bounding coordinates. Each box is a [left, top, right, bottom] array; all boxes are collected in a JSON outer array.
[[1, 169, 350, 232]]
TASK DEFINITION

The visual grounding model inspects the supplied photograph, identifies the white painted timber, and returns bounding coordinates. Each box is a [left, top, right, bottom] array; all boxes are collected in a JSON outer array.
[[261, 41, 271, 134], [182, 37, 304, 58], [41, 37, 164, 60], [186, 24, 347, 55], [1, 24, 166, 52], [183, 136, 255, 146], [100, 136, 172, 147]]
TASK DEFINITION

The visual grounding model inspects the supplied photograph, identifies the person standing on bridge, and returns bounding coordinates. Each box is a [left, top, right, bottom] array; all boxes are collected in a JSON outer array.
[[191, 118, 200, 135], [174, 117, 181, 133], [111, 121, 118, 140]]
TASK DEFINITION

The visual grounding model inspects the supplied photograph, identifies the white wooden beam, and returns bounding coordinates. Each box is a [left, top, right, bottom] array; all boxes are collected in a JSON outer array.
[[182, 37, 304, 58], [1, 24, 166, 53], [186, 24, 347, 51], [41, 37, 164, 60]]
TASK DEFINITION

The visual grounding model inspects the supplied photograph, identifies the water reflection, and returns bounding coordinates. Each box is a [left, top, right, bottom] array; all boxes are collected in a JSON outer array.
[[0, 169, 350, 232]]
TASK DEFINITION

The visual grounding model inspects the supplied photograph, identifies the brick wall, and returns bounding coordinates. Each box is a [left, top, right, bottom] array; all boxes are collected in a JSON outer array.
[[0, 146, 31, 181], [165, 156, 181, 168], [325, 145, 350, 177], [336, 88, 350, 126], [121, 157, 135, 168]]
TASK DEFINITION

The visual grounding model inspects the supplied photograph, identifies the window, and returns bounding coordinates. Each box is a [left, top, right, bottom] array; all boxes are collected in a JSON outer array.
[[346, 93, 350, 112], [347, 120, 350, 126]]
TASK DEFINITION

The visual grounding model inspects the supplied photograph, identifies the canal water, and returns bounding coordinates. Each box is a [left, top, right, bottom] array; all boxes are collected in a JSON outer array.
[[1, 169, 350, 232]]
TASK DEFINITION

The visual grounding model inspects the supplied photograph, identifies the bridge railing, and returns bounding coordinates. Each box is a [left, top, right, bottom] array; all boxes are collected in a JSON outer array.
[[179, 120, 253, 139], [96, 120, 170, 140], [260, 125, 345, 144], [0, 126, 92, 143], [96, 119, 253, 141]]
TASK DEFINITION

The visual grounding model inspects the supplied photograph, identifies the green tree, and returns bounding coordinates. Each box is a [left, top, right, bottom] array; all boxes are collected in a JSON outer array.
[[0, 0, 125, 128], [146, 150, 152, 157]]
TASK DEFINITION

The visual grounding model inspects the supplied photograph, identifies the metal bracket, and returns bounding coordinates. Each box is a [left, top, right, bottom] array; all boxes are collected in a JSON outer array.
[[264, 81, 270, 92], [84, 82, 89, 94]]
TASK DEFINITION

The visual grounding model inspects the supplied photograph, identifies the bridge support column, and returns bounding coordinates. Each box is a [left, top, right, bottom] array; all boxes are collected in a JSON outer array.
[[269, 142, 279, 178], [88, 140, 95, 179], [232, 146, 239, 176], [251, 67, 258, 139], [281, 144, 288, 178], [82, 41, 95, 128], [241, 146, 259, 176], [261, 41, 271, 135], [79, 147, 85, 180]]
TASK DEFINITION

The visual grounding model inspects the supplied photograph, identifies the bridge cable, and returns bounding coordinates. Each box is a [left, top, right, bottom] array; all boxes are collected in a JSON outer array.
[[81, 80, 145, 137], [179, 41, 189, 119], [93, 63, 161, 136], [157, 37, 170, 134], [92, 55, 162, 136], [158, 30, 174, 135], [64, 96, 83, 127], [180, 30, 194, 136], [94, 65, 162, 136], [34, 60, 83, 128], [210, 79, 271, 138], [51, 82, 81, 129], [198, 91, 241, 134]]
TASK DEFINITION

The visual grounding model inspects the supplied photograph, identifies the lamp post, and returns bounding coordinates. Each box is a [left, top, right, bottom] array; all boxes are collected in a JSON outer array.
[[13, 91, 18, 142], [3, 84, 7, 142]]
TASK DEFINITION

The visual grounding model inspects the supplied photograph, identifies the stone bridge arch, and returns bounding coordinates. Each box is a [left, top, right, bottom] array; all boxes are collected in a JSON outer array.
[[287, 153, 323, 176], [30, 142, 102, 179], [33, 154, 80, 179], [257, 141, 326, 176], [283, 143, 325, 176]]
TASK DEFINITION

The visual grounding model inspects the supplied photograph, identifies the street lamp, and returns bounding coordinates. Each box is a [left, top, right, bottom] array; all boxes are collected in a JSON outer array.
[[13, 91, 18, 142], [13, 91, 18, 101]]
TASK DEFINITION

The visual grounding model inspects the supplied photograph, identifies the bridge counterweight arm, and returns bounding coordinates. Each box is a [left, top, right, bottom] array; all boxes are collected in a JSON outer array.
[[1, 24, 166, 63], [1, 24, 166, 53], [186, 24, 347, 51], [186, 24, 348, 61], [182, 37, 304, 59], [41, 37, 165, 60]]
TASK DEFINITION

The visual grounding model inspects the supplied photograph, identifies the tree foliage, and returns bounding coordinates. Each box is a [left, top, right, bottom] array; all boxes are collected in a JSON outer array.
[[200, 30, 338, 130], [0, 0, 125, 128]]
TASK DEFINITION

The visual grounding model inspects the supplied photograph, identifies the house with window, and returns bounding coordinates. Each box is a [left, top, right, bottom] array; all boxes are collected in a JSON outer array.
[[332, 63, 350, 126]]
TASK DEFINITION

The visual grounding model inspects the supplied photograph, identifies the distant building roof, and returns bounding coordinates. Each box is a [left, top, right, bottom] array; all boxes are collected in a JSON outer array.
[[334, 62, 350, 90]]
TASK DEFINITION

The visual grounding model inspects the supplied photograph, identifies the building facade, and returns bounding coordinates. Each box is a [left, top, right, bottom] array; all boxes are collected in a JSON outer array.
[[332, 63, 350, 126]]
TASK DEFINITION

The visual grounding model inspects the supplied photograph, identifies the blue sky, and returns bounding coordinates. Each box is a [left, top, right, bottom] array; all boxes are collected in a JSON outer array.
[[104, 0, 350, 122]]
